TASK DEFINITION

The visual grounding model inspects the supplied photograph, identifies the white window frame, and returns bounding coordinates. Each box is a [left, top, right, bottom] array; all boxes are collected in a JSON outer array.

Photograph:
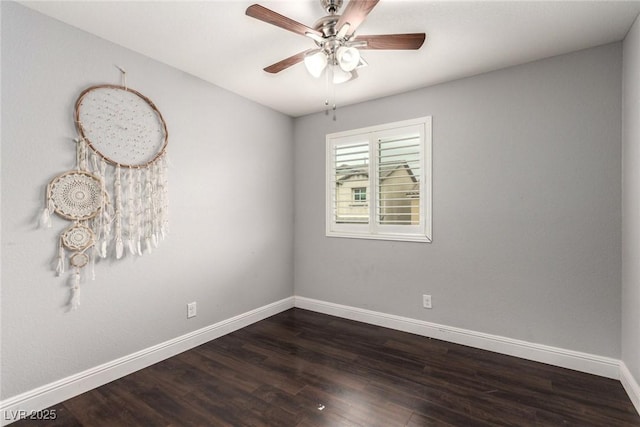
[[326, 116, 432, 243]]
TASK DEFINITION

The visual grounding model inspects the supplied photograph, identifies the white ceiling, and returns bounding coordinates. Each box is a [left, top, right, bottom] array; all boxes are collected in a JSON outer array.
[[20, 0, 640, 117]]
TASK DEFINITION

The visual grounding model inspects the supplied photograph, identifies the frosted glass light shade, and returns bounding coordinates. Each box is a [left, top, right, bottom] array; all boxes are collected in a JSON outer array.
[[332, 66, 352, 84], [336, 46, 360, 72], [304, 50, 328, 78]]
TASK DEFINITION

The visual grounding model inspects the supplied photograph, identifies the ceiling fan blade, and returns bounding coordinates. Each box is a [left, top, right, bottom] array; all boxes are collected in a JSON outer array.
[[264, 49, 315, 74], [246, 4, 323, 39], [355, 33, 426, 50], [336, 0, 380, 37]]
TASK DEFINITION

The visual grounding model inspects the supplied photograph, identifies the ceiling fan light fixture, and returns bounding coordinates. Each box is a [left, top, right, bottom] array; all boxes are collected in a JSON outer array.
[[356, 56, 368, 69], [304, 50, 328, 78], [332, 65, 352, 84], [336, 46, 360, 72], [336, 23, 351, 39]]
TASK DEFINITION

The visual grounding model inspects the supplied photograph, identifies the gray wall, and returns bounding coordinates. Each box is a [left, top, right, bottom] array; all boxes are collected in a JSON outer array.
[[1, 0, 632, 406], [1, 2, 294, 399], [294, 43, 622, 358], [622, 15, 640, 383]]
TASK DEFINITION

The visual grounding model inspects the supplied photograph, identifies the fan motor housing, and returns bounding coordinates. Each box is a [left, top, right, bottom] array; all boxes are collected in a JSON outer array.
[[321, 0, 343, 14], [314, 15, 340, 38]]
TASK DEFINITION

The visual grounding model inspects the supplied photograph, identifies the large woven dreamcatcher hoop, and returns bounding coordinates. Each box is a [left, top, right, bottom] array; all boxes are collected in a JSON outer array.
[[75, 84, 168, 167], [73, 83, 169, 259]]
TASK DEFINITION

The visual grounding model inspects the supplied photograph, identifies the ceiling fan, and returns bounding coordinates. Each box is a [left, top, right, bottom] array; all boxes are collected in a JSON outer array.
[[245, 0, 426, 84]]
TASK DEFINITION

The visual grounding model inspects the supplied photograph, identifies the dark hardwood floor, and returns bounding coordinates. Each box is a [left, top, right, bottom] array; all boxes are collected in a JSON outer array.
[[11, 308, 640, 426]]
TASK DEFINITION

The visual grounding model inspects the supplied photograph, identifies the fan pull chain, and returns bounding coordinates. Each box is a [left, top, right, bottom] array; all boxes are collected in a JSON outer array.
[[325, 67, 330, 116], [331, 68, 337, 121], [323, 67, 337, 120]]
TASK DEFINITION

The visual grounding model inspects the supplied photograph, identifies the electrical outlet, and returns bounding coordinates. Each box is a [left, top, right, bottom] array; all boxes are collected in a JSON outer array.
[[422, 294, 432, 309], [187, 302, 197, 318]]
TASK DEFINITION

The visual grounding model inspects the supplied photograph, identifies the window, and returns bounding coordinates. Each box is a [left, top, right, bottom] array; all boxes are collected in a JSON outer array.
[[352, 187, 367, 202], [326, 117, 432, 242]]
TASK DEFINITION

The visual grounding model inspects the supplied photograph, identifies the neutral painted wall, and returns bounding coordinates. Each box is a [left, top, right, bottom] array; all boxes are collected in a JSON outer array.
[[1, 2, 294, 399], [0, 0, 630, 408], [622, 15, 640, 384], [294, 43, 622, 358]]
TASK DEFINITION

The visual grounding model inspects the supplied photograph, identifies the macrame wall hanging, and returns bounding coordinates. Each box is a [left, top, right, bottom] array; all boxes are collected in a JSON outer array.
[[40, 70, 169, 310]]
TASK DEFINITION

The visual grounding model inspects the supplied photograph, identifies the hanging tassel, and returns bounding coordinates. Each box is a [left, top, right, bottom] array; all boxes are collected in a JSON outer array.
[[100, 208, 112, 258], [127, 239, 136, 256], [136, 169, 143, 255], [89, 156, 105, 258], [126, 167, 136, 256], [114, 165, 124, 259], [55, 239, 65, 276], [154, 161, 164, 242], [164, 153, 174, 169], [39, 206, 52, 229], [125, 168, 136, 255], [158, 155, 169, 239], [115, 238, 124, 259], [75, 138, 88, 171], [150, 163, 160, 248], [91, 153, 100, 176], [90, 246, 96, 281], [39, 191, 53, 228], [69, 269, 81, 310], [143, 168, 154, 254], [99, 158, 107, 187], [100, 159, 111, 257]]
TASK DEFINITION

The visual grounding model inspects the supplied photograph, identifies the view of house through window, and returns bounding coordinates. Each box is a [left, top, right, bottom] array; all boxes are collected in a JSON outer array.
[[326, 117, 432, 242], [335, 142, 369, 224], [352, 187, 367, 202]]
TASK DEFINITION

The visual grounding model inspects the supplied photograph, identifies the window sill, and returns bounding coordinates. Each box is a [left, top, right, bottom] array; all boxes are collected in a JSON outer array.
[[326, 231, 432, 243]]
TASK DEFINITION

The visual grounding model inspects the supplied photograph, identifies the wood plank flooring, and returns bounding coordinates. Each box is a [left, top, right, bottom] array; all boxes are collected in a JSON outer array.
[[11, 308, 640, 426]]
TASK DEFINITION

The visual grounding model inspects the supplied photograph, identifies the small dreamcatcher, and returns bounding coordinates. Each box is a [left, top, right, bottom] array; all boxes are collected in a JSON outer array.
[[40, 69, 169, 310]]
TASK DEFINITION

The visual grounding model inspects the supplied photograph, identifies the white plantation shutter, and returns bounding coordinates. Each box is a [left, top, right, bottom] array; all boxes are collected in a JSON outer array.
[[331, 140, 370, 225], [326, 117, 432, 242], [377, 134, 421, 226]]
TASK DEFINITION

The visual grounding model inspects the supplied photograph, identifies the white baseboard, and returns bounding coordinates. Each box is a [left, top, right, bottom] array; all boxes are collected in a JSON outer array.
[[621, 362, 640, 415], [2, 295, 634, 425], [294, 296, 621, 380], [0, 297, 294, 426]]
